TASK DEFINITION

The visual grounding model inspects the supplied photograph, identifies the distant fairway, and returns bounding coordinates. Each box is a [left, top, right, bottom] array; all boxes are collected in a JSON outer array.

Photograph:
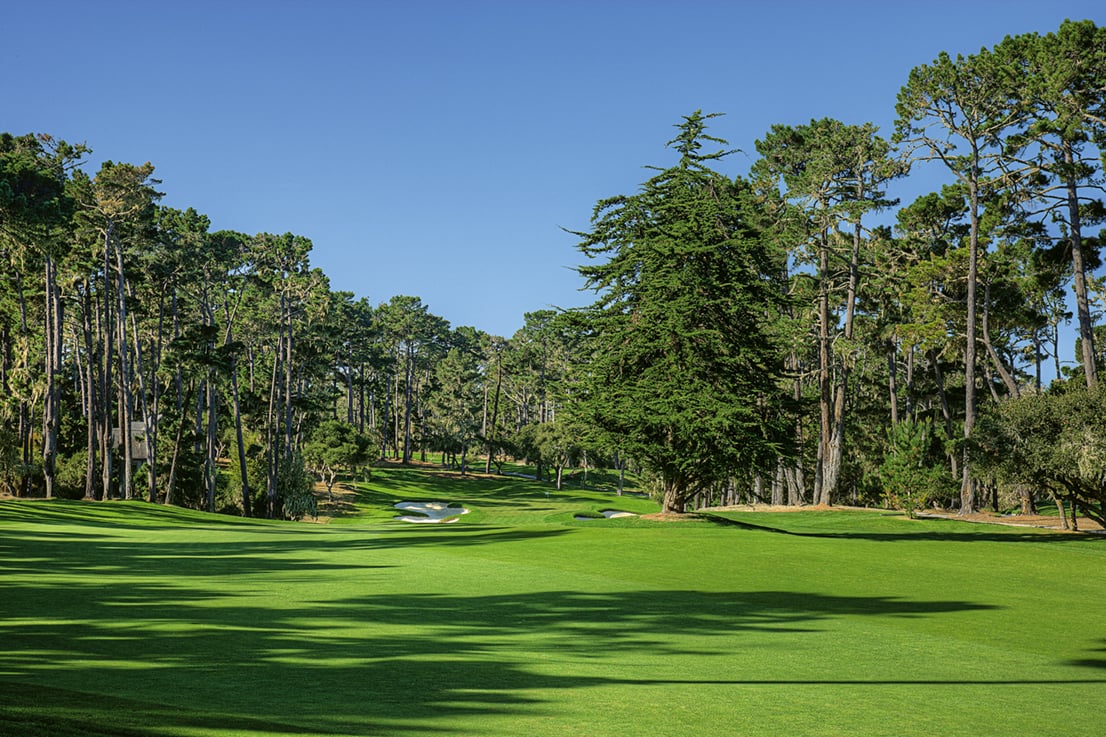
[[1, 466, 1103, 737]]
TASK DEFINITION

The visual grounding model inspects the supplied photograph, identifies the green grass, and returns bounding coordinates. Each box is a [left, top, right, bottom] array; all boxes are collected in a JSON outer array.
[[1, 466, 1104, 736]]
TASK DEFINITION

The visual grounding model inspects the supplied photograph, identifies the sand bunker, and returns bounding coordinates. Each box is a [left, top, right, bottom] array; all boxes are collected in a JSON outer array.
[[574, 509, 638, 521], [394, 501, 470, 523]]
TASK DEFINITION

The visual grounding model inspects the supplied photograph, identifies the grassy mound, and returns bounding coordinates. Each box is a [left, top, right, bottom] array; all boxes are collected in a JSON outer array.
[[1, 467, 1103, 736]]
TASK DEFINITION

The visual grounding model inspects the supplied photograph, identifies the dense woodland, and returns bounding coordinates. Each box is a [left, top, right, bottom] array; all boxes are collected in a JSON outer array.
[[3, 21, 1105, 525]]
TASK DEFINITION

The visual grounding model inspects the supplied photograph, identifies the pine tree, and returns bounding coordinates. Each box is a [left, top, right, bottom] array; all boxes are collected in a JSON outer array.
[[574, 112, 791, 513]]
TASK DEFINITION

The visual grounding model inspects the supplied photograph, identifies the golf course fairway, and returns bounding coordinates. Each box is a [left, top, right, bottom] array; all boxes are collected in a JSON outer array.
[[1, 466, 1103, 736]]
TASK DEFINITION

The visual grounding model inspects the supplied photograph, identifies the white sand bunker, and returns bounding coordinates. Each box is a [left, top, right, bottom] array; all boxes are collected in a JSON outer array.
[[575, 509, 638, 521], [394, 501, 470, 524]]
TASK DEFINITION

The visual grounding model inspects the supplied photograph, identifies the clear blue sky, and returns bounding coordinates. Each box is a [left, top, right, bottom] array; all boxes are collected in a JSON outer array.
[[5, 0, 1103, 342]]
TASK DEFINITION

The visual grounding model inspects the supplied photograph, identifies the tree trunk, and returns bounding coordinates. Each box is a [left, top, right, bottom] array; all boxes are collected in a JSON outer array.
[[41, 255, 62, 499], [981, 282, 1020, 399], [1018, 484, 1037, 516], [929, 349, 958, 479], [80, 283, 98, 500], [960, 176, 980, 515], [662, 478, 687, 514], [614, 450, 624, 496], [266, 318, 284, 518], [115, 242, 135, 501], [100, 233, 115, 501], [127, 286, 157, 502], [392, 369, 401, 459], [785, 464, 805, 507], [887, 342, 899, 426], [484, 348, 502, 475], [905, 345, 915, 422], [815, 233, 831, 506], [164, 380, 196, 507], [771, 460, 785, 506], [283, 297, 295, 460], [824, 222, 862, 505], [205, 373, 218, 513], [982, 361, 1002, 404], [1064, 143, 1098, 388], [229, 354, 251, 516], [1050, 490, 1070, 530], [402, 345, 414, 464]]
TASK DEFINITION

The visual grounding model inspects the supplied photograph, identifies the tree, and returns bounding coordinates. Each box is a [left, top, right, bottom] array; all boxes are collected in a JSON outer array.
[[896, 44, 1027, 513], [377, 295, 450, 464], [303, 419, 372, 501], [245, 231, 322, 517], [427, 334, 483, 473], [529, 420, 578, 491], [482, 335, 506, 474], [574, 111, 791, 513], [975, 380, 1106, 528], [1007, 20, 1106, 388], [879, 418, 950, 518], [0, 133, 84, 498], [77, 160, 162, 502], [753, 118, 903, 505]]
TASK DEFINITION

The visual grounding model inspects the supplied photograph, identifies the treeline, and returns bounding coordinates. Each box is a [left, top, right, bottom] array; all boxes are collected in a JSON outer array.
[[3, 20, 1105, 524], [0, 140, 584, 515], [567, 19, 1105, 523]]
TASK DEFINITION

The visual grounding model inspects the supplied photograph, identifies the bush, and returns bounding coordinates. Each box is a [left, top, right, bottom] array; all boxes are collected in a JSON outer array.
[[55, 451, 90, 499], [975, 381, 1106, 527], [879, 419, 949, 518], [277, 453, 317, 521], [0, 427, 40, 497], [222, 428, 267, 515]]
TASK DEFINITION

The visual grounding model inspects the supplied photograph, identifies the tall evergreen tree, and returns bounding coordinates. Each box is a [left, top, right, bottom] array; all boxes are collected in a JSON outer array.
[[896, 45, 1027, 513], [574, 112, 790, 513], [1006, 20, 1106, 387], [753, 118, 902, 505]]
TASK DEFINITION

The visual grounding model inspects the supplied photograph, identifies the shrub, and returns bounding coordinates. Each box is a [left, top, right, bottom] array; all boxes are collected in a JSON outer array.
[[879, 419, 949, 518], [54, 451, 89, 499], [277, 453, 317, 521]]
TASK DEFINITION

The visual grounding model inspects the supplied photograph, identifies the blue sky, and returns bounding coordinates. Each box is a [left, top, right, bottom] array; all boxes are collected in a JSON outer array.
[[5, 0, 1104, 343]]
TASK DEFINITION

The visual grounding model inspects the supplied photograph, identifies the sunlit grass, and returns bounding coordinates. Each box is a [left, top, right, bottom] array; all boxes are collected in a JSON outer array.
[[328, 461, 657, 526], [1, 467, 1103, 737]]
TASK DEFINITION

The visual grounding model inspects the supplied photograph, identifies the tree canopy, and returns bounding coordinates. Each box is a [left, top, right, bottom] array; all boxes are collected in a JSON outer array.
[[573, 111, 791, 513]]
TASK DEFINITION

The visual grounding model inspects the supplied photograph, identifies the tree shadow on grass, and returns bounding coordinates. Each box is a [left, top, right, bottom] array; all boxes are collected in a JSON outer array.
[[1066, 639, 1106, 669], [0, 498, 280, 531], [0, 583, 1012, 735], [699, 511, 1106, 544], [3, 579, 1101, 737], [0, 556, 1038, 737], [2, 509, 1103, 736], [0, 524, 574, 582]]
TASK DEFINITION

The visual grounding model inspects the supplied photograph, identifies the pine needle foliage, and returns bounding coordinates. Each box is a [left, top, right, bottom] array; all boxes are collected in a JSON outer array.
[[573, 111, 791, 513]]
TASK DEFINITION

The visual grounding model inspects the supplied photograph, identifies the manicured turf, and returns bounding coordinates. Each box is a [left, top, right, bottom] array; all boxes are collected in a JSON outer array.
[[1, 466, 1103, 736]]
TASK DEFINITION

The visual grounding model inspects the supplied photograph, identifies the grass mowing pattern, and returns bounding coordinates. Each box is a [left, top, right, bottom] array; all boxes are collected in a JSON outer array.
[[1, 466, 1104, 736]]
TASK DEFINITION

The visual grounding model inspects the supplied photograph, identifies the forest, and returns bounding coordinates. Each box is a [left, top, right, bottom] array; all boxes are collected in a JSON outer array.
[[2, 19, 1105, 527]]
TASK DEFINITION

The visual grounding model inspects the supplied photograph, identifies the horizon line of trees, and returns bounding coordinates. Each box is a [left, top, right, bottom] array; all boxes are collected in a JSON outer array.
[[3, 19, 1105, 525]]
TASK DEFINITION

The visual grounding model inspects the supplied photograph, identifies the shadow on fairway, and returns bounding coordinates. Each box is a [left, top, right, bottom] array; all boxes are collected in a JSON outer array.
[[699, 511, 1106, 544], [0, 524, 573, 581], [3, 506, 1104, 737], [0, 498, 278, 531], [1066, 639, 1106, 669], [3, 576, 1103, 737], [6, 530, 1102, 737]]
